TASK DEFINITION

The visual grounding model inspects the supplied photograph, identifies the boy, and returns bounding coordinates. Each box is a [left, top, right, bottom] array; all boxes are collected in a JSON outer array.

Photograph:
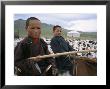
[[14, 17, 56, 76], [50, 25, 74, 76]]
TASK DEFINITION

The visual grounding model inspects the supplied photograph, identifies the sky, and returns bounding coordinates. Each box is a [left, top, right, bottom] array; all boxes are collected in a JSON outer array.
[[14, 13, 97, 32]]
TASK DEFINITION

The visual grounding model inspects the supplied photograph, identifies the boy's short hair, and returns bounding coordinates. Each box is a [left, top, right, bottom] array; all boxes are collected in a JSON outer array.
[[53, 25, 62, 31], [25, 17, 40, 29]]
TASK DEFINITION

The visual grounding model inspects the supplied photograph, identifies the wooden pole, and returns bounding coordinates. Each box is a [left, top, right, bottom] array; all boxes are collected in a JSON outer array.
[[28, 49, 97, 61]]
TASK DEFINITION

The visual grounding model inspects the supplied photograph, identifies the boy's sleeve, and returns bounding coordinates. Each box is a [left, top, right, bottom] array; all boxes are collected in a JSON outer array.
[[14, 42, 23, 67], [50, 39, 65, 53]]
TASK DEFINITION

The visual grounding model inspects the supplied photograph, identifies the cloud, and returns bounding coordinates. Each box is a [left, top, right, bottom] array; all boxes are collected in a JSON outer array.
[[14, 13, 97, 32], [65, 19, 97, 32], [46, 13, 97, 21]]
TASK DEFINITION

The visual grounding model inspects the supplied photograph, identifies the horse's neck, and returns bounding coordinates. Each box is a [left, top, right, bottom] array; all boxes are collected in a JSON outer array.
[[74, 58, 97, 76]]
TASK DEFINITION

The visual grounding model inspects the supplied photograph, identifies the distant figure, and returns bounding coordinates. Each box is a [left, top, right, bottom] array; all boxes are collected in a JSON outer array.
[[50, 25, 75, 76], [14, 17, 56, 76]]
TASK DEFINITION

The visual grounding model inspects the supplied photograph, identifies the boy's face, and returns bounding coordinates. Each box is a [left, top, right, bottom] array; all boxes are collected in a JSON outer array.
[[26, 20, 41, 39], [53, 27, 62, 37]]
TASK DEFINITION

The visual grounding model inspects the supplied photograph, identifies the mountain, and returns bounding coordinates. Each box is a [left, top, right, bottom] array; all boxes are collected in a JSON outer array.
[[14, 19, 97, 40], [14, 19, 68, 38]]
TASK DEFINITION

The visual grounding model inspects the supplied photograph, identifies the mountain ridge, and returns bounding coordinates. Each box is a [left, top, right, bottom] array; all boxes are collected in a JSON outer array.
[[14, 19, 97, 40]]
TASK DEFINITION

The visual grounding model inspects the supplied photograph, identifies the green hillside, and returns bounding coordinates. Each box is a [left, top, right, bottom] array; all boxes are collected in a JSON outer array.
[[80, 32, 97, 40]]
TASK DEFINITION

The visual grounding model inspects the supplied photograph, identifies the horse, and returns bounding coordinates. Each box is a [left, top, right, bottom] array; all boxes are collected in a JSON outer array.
[[40, 55, 97, 76], [44, 56, 97, 76]]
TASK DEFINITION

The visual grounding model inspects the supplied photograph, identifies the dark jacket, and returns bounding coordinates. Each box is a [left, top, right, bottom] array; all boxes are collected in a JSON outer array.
[[14, 36, 54, 76], [50, 36, 74, 72]]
